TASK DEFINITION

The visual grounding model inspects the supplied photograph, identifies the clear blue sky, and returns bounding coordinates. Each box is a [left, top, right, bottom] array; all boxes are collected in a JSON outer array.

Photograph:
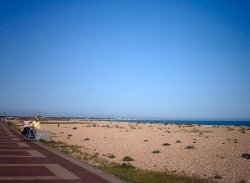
[[0, 0, 249, 120]]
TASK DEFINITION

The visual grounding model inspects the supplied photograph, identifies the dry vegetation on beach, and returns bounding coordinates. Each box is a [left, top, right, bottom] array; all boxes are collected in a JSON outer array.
[[10, 118, 250, 182], [38, 119, 250, 183]]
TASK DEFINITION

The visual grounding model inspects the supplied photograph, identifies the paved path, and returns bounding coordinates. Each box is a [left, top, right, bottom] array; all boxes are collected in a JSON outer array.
[[0, 122, 125, 183]]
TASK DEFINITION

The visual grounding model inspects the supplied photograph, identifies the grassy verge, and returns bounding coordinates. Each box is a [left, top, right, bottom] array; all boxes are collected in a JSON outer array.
[[103, 164, 208, 183], [7, 121, 22, 132], [42, 140, 209, 183], [41, 140, 108, 165]]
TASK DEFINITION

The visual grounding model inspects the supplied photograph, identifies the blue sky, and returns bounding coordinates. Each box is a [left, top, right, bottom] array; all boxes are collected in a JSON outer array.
[[0, 0, 250, 120]]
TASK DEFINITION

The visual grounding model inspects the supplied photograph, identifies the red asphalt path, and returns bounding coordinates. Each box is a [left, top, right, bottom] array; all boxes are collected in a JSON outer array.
[[0, 122, 125, 183]]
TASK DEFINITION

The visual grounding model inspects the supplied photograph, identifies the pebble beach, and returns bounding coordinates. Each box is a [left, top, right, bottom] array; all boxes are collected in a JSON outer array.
[[40, 120, 250, 183]]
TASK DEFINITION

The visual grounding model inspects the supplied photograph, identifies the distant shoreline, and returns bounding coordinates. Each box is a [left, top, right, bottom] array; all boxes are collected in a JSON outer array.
[[105, 119, 250, 126], [41, 119, 250, 126], [11, 116, 250, 126]]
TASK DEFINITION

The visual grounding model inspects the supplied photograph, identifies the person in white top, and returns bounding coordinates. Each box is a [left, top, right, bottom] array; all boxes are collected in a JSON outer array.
[[22, 120, 30, 136]]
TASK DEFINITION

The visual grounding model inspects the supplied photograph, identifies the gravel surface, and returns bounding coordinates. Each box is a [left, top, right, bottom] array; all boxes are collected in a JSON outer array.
[[41, 121, 250, 183]]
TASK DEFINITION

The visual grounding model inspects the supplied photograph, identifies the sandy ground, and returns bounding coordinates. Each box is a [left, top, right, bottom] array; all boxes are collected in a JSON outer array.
[[40, 120, 249, 183]]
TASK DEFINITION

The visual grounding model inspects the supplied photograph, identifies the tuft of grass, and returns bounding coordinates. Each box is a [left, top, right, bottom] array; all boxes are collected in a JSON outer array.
[[241, 153, 250, 159], [186, 145, 195, 149], [152, 150, 160, 153], [108, 154, 116, 159], [73, 127, 77, 130], [129, 124, 136, 129], [240, 127, 246, 133], [123, 156, 134, 161], [83, 138, 90, 141], [162, 143, 171, 146], [239, 179, 247, 183], [214, 173, 222, 179], [176, 140, 182, 143], [121, 163, 135, 169]]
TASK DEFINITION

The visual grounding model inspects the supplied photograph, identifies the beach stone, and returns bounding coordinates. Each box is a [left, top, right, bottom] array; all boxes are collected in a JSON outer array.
[[241, 153, 250, 160]]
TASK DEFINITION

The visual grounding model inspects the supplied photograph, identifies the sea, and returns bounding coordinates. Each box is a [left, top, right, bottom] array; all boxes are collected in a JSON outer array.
[[104, 119, 250, 126]]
